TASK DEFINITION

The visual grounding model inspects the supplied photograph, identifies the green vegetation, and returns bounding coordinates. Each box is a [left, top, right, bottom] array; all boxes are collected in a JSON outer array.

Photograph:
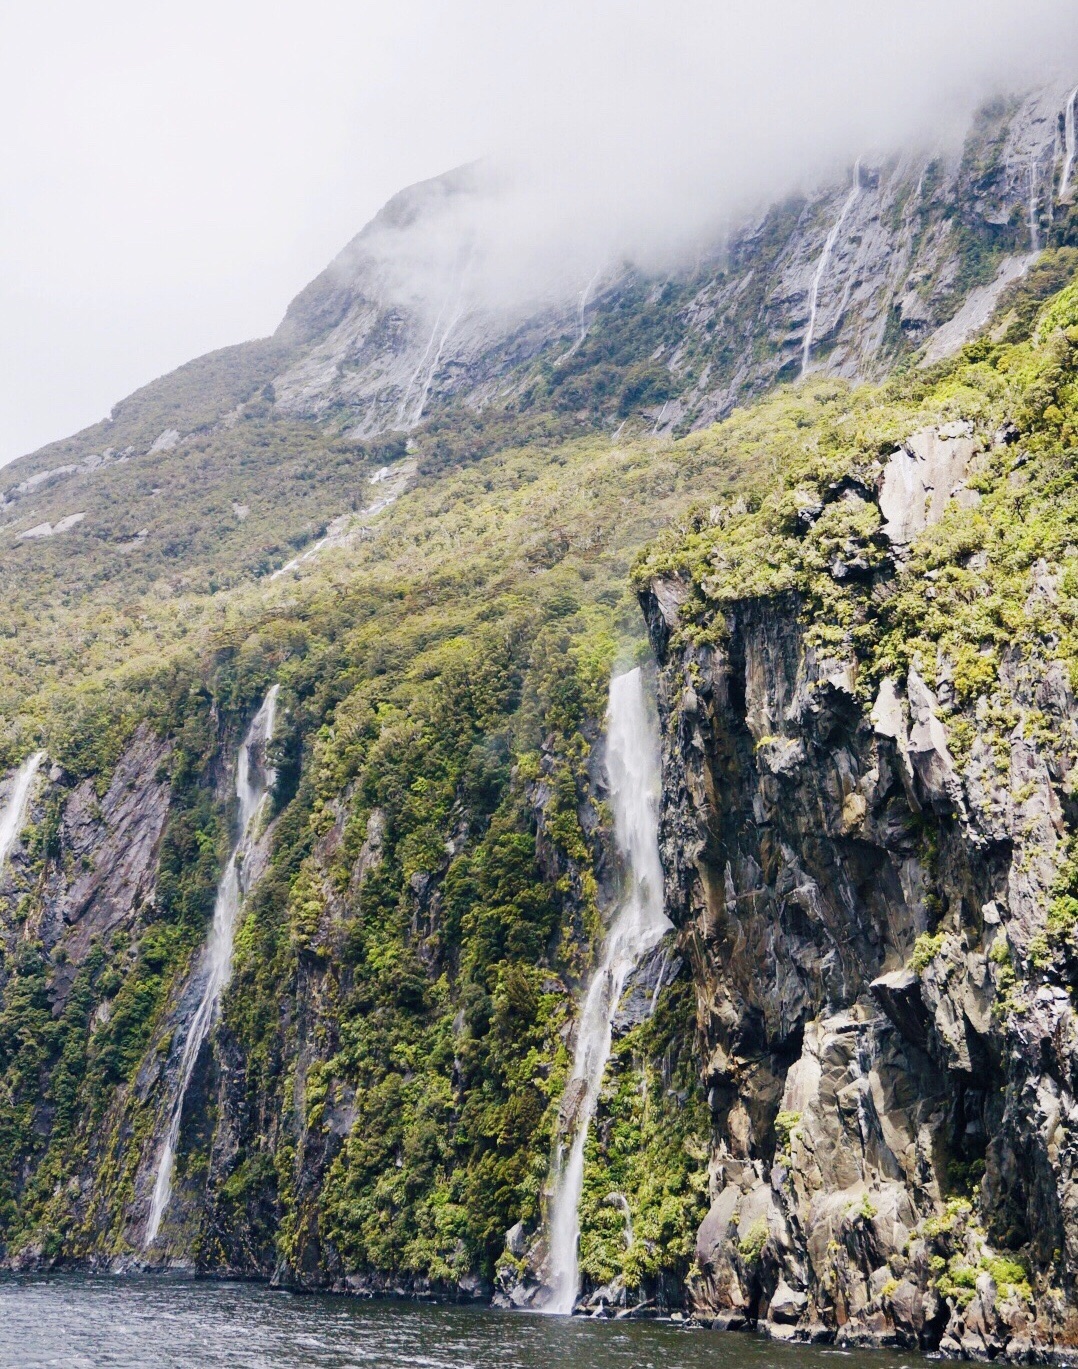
[[632, 274, 1078, 835], [738, 1217, 769, 1264], [773, 1109, 801, 1156], [5, 158, 1078, 1300], [0, 376, 774, 1278], [574, 977, 710, 1292], [911, 932, 946, 975], [1029, 840, 1078, 972]]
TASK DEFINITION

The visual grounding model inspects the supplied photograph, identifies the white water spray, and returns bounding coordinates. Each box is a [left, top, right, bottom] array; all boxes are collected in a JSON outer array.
[[0, 753, 44, 875], [541, 667, 670, 1315], [145, 687, 279, 1247], [1061, 86, 1078, 203], [1030, 155, 1041, 252], [801, 161, 861, 377]]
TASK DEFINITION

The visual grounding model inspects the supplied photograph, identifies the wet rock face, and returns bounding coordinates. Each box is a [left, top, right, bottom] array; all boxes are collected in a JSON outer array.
[[2, 725, 173, 1004], [644, 565, 1078, 1356]]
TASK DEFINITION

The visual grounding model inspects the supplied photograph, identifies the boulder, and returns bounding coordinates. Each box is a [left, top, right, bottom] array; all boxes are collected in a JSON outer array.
[[769, 1280, 808, 1324]]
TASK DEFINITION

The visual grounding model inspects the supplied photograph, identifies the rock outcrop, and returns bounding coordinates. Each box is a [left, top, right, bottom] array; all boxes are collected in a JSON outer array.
[[641, 448, 1078, 1354]]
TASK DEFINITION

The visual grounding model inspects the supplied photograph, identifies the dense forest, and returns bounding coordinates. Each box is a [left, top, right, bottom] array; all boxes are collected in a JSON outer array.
[[2, 81, 1078, 1359]]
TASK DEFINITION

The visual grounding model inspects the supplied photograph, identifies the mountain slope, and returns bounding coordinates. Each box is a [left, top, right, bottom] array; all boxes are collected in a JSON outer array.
[[3, 77, 1078, 1361]]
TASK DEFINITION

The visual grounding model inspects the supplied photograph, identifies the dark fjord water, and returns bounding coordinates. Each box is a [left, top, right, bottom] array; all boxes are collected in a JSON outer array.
[[0, 1276, 918, 1369]]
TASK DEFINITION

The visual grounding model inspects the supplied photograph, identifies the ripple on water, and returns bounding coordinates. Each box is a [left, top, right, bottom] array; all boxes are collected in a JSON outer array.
[[0, 1276, 922, 1369]]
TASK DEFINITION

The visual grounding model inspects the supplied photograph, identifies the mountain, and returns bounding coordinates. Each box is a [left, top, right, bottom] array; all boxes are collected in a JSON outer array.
[[3, 75, 1078, 1359]]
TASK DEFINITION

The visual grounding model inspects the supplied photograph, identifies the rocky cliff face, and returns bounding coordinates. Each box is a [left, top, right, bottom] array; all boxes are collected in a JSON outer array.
[[640, 417, 1078, 1355]]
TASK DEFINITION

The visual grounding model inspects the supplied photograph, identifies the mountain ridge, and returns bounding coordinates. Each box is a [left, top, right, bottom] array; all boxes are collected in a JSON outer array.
[[4, 72, 1078, 1359], [10, 76, 1078, 499]]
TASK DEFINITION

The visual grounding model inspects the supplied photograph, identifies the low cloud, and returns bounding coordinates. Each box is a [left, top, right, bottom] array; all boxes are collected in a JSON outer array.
[[3, 0, 1077, 461]]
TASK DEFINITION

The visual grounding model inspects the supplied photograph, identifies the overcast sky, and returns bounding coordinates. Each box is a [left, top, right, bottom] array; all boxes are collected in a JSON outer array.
[[2, 0, 1077, 466]]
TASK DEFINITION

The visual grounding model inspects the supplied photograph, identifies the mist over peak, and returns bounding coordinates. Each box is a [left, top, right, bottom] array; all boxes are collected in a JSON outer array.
[[4, 0, 1078, 463]]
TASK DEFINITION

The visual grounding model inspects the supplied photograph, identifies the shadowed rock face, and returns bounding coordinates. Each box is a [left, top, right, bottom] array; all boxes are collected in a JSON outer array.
[[641, 512, 1078, 1355]]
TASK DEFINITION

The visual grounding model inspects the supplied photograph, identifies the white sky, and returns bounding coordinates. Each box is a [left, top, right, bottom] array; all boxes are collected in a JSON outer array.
[[2, 0, 1076, 465]]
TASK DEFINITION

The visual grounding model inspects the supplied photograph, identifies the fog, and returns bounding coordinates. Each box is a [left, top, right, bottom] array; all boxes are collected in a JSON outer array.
[[2, 0, 1077, 464]]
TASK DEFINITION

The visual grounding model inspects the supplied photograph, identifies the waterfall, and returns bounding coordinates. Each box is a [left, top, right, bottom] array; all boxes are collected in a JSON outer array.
[[801, 161, 861, 377], [396, 305, 446, 428], [410, 302, 464, 427], [0, 752, 44, 875], [577, 268, 601, 345], [1030, 155, 1041, 253], [144, 687, 279, 1247], [1061, 86, 1078, 203], [553, 267, 602, 365], [541, 667, 670, 1315]]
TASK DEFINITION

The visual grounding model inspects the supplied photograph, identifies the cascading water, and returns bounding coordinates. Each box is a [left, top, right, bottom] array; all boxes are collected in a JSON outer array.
[[0, 752, 44, 874], [396, 305, 446, 427], [144, 687, 279, 1247], [541, 667, 670, 1315], [1030, 155, 1041, 253], [410, 302, 464, 426], [576, 268, 601, 345], [1061, 86, 1078, 203], [801, 161, 861, 377]]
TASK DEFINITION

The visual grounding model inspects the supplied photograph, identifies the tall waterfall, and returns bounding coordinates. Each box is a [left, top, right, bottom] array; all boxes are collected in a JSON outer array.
[[145, 687, 279, 1247], [542, 667, 670, 1315], [1061, 85, 1078, 203], [0, 752, 44, 875], [801, 161, 861, 377]]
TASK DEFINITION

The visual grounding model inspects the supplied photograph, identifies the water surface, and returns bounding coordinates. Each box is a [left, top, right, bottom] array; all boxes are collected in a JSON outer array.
[[0, 1276, 920, 1369]]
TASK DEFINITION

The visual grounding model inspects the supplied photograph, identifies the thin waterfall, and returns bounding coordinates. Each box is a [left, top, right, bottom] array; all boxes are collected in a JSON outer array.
[[145, 687, 279, 1247], [0, 753, 44, 874], [400, 246, 474, 428], [396, 304, 446, 427], [577, 268, 601, 345], [1060, 86, 1078, 203], [541, 667, 670, 1315], [410, 302, 463, 427], [801, 161, 861, 378], [555, 267, 602, 365], [1030, 155, 1041, 252]]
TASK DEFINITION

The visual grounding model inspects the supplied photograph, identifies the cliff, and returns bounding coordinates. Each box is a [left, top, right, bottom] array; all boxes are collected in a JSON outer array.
[[633, 273, 1078, 1353], [3, 75, 1078, 1360]]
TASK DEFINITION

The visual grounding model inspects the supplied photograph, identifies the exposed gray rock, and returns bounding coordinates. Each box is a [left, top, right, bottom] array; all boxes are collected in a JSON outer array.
[[270, 82, 1076, 441], [769, 1280, 808, 1323], [21, 724, 174, 1003], [870, 969, 930, 1050], [879, 427, 978, 546], [921, 254, 1037, 365], [643, 517, 1076, 1356], [905, 667, 963, 813]]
